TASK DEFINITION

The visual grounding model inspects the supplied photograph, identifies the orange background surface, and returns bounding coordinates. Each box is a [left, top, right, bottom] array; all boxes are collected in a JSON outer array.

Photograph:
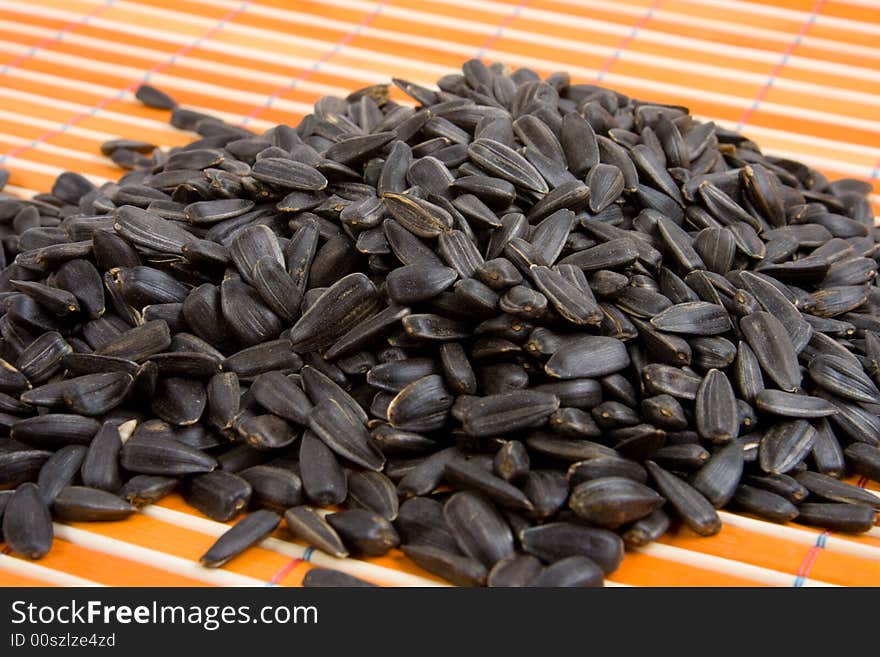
[[0, 0, 879, 586]]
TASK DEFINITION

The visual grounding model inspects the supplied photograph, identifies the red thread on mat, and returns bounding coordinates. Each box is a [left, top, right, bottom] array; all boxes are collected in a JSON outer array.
[[793, 530, 829, 587], [268, 558, 302, 586], [737, 0, 825, 129], [595, 0, 663, 81], [0, 1, 251, 164], [241, 0, 389, 125], [0, 0, 115, 77]]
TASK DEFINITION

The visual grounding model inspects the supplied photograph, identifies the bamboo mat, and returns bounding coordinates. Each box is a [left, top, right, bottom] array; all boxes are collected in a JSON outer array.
[[0, 0, 879, 587]]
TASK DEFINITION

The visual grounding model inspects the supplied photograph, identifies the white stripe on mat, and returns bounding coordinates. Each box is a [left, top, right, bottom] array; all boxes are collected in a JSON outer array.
[[717, 511, 880, 562], [540, 0, 880, 39], [0, 20, 348, 99], [0, 132, 112, 166], [2, 66, 307, 127], [1, 156, 111, 186], [0, 42, 317, 116], [0, 87, 275, 137], [52, 523, 266, 587], [0, 88, 189, 133], [2, 185, 40, 198], [0, 7, 393, 86], [634, 543, 837, 587], [0, 552, 104, 587], [81, 0, 450, 76], [673, 0, 880, 36], [0, 109, 124, 144]]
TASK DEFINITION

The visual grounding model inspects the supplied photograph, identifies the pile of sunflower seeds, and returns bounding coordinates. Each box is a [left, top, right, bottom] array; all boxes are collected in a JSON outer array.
[[0, 59, 879, 588]]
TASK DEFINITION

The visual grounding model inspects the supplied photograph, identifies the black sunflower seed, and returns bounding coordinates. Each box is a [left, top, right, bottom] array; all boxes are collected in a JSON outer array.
[[36, 445, 87, 505], [200, 510, 281, 568], [758, 419, 817, 475], [52, 486, 134, 522], [3, 483, 53, 559], [646, 461, 720, 536], [795, 503, 876, 533], [284, 506, 348, 558], [327, 509, 400, 557]]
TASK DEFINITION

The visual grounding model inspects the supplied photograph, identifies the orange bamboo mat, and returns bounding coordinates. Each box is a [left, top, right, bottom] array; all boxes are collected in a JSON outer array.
[[0, 0, 879, 587]]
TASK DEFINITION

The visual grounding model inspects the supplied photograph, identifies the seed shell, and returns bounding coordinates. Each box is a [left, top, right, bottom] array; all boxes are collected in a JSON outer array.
[[200, 510, 281, 568]]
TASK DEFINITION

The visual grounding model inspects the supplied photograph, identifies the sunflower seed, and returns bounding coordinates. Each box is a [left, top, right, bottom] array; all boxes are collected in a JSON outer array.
[[650, 302, 731, 335], [795, 502, 876, 533], [694, 369, 738, 444], [646, 461, 720, 536], [289, 273, 380, 352], [346, 470, 398, 521], [12, 414, 101, 449], [239, 466, 303, 512], [120, 434, 216, 476], [809, 353, 880, 404], [531, 556, 604, 587], [184, 471, 252, 522], [3, 483, 53, 559], [487, 554, 543, 587], [302, 568, 376, 587], [298, 430, 347, 506], [401, 544, 487, 587], [759, 419, 816, 475], [621, 508, 671, 548], [135, 84, 176, 109], [283, 506, 348, 558], [569, 477, 664, 528], [120, 475, 177, 508], [200, 510, 281, 568], [689, 442, 744, 508], [0, 448, 51, 490], [740, 312, 802, 392], [462, 390, 559, 436], [444, 491, 514, 569], [844, 443, 880, 483], [794, 471, 880, 509], [733, 485, 798, 523], [520, 522, 623, 575], [35, 444, 87, 505], [327, 509, 400, 557], [52, 486, 134, 522], [755, 390, 837, 418], [467, 138, 548, 194]]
